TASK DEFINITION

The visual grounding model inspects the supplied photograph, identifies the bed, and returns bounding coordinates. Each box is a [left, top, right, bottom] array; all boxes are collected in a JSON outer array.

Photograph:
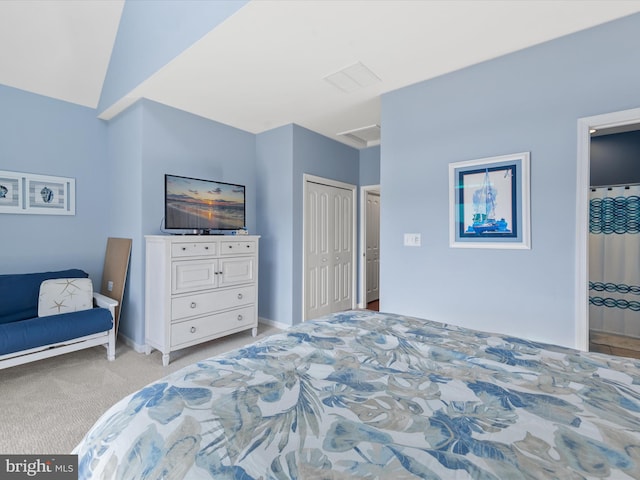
[[74, 311, 640, 479]]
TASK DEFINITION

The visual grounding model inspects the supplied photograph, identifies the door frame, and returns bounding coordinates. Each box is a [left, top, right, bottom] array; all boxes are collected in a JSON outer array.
[[359, 185, 380, 308], [302, 174, 357, 321], [575, 106, 640, 350]]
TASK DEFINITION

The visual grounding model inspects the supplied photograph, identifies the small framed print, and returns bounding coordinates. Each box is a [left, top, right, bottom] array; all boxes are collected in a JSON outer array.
[[449, 152, 530, 249], [25, 173, 75, 215], [0, 171, 23, 213]]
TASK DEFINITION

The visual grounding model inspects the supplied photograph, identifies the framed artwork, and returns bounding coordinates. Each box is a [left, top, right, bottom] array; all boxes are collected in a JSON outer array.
[[449, 152, 530, 249], [25, 173, 75, 215], [0, 171, 23, 213], [0, 170, 75, 215]]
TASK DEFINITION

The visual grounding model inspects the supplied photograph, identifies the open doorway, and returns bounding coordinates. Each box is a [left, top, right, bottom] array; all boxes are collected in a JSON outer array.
[[576, 107, 640, 354], [360, 185, 380, 311], [587, 126, 640, 359]]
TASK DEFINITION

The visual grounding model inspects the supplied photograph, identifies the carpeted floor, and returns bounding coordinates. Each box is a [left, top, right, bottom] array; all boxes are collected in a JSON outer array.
[[0, 324, 281, 454]]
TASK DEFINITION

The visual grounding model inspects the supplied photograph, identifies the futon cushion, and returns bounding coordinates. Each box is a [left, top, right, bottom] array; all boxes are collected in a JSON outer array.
[[0, 269, 88, 324], [0, 307, 113, 356], [38, 278, 93, 317]]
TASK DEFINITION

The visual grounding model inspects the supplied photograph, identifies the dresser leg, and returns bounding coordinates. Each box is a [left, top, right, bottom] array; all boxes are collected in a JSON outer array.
[[162, 353, 170, 366], [252, 327, 257, 337]]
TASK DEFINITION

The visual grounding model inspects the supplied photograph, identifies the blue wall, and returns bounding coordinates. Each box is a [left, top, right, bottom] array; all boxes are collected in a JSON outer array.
[[360, 146, 381, 186], [380, 13, 640, 348], [105, 100, 256, 347], [139, 101, 256, 237], [0, 85, 109, 283], [105, 102, 144, 343], [256, 125, 295, 326]]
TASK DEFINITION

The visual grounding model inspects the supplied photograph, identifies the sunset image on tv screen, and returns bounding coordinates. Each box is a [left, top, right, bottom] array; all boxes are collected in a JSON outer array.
[[165, 175, 245, 230]]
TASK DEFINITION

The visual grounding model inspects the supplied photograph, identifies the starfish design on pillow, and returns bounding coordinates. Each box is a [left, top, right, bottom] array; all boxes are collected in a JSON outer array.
[[57, 278, 79, 294], [51, 299, 67, 313]]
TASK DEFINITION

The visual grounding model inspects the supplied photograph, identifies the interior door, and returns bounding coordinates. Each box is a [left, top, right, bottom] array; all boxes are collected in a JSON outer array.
[[332, 186, 354, 312], [365, 190, 380, 303], [305, 183, 331, 319], [305, 178, 354, 320]]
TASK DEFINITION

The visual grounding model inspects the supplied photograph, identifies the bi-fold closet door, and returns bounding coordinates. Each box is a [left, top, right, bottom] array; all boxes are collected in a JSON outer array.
[[305, 179, 354, 321]]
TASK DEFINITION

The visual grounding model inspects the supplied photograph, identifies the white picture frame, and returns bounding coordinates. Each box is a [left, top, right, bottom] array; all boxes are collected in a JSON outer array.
[[25, 173, 75, 215], [0, 170, 75, 215], [449, 152, 531, 249]]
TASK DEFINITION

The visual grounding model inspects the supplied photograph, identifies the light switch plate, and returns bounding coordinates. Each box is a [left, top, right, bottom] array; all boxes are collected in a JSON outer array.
[[404, 233, 421, 247]]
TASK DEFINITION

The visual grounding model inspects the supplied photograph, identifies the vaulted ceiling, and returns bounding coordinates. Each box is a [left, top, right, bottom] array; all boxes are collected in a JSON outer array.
[[1, 1, 639, 148]]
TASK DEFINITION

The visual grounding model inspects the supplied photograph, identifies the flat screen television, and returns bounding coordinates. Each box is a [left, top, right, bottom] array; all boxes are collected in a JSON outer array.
[[164, 174, 246, 233]]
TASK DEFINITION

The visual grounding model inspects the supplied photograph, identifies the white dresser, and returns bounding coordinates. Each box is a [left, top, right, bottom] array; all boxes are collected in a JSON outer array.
[[144, 235, 259, 366]]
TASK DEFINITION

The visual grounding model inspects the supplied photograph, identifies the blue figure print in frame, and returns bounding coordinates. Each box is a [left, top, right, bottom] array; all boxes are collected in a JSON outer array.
[[459, 164, 517, 238]]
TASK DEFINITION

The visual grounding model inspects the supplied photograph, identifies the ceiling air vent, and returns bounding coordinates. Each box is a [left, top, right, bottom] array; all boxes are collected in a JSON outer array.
[[324, 62, 381, 93], [337, 124, 380, 147]]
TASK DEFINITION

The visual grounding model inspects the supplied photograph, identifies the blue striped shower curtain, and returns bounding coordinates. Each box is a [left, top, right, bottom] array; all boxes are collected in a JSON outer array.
[[589, 185, 640, 337]]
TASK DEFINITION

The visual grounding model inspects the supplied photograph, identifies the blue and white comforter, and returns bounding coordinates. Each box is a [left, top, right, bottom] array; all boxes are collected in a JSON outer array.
[[74, 311, 640, 479]]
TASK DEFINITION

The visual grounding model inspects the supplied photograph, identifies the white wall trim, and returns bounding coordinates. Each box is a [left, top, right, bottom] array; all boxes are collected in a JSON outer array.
[[575, 107, 640, 351], [258, 317, 290, 331], [359, 185, 380, 308], [118, 332, 147, 354], [302, 174, 357, 321]]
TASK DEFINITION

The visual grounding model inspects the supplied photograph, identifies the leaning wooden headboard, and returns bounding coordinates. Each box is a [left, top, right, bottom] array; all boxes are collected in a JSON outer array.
[[100, 237, 132, 334]]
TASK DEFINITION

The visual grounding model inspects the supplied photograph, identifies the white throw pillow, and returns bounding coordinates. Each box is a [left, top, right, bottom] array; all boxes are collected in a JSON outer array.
[[38, 278, 93, 317]]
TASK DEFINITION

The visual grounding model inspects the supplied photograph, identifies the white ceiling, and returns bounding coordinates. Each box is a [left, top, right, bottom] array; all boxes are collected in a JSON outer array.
[[0, 0, 124, 107], [2, 1, 640, 148]]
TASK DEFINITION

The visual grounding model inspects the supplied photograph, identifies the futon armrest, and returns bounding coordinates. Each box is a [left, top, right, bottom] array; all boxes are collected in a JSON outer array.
[[93, 292, 118, 319]]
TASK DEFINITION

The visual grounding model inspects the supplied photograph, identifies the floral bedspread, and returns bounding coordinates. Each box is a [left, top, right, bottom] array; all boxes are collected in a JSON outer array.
[[74, 311, 640, 479]]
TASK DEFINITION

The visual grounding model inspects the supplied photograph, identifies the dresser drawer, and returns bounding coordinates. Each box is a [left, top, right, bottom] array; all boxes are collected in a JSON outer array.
[[171, 285, 256, 320], [220, 240, 256, 255], [171, 241, 218, 258], [172, 259, 218, 294], [171, 306, 255, 347]]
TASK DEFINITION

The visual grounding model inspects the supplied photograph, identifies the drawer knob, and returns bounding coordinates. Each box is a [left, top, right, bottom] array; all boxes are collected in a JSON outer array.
[[190, 326, 196, 333], [204, 246, 209, 250], [229, 245, 233, 249], [181, 247, 186, 251], [237, 314, 243, 321], [237, 293, 243, 300], [246, 245, 250, 248], [190, 302, 197, 309]]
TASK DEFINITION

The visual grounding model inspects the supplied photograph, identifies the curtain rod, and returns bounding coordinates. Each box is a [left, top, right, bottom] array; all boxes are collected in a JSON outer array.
[[590, 182, 640, 191]]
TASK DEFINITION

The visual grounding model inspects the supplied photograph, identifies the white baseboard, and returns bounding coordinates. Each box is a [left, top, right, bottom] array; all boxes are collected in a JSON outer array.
[[117, 333, 147, 353], [259, 317, 290, 331]]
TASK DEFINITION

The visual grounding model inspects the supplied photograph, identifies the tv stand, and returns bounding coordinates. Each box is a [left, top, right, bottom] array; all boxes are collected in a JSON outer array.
[[144, 235, 260, 366]]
